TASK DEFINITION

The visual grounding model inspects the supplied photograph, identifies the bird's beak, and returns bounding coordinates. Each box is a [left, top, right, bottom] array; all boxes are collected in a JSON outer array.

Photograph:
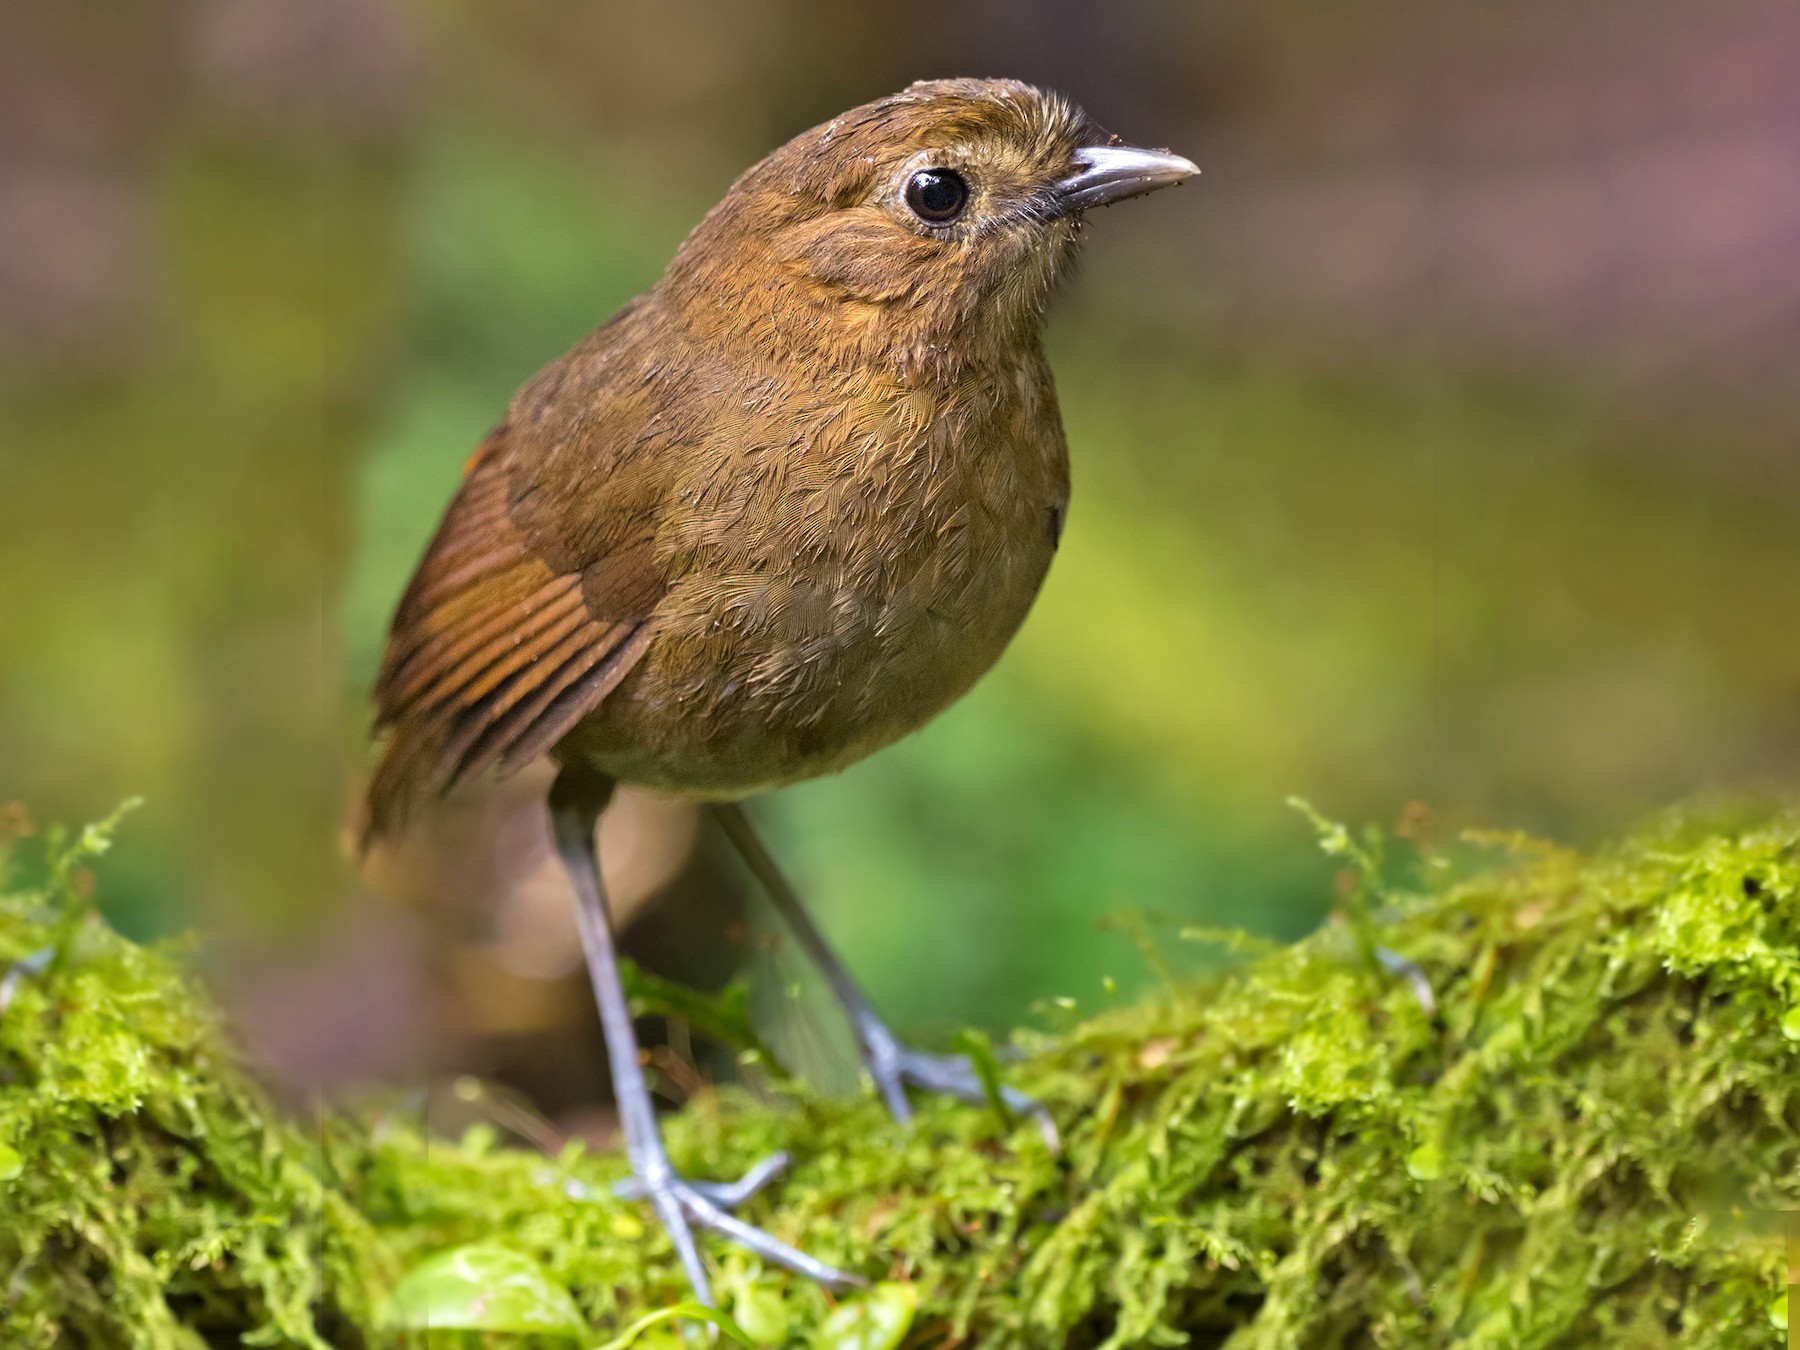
[[1052, 144, 1200, 216]]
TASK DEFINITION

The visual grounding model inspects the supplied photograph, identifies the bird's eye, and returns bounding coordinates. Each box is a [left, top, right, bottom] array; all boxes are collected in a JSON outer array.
[[904, 168, 969, 225]]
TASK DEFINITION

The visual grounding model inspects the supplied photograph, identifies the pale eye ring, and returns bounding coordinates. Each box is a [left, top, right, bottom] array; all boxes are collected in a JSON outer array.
[[904, 167, 969, 224]]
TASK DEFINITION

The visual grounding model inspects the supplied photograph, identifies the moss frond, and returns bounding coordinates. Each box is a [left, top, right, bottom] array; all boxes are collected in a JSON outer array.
[[1, 801, 1794, 1347]]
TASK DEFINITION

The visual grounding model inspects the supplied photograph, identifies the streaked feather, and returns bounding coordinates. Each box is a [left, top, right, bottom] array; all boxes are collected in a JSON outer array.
[[363, 424, 664, 841]]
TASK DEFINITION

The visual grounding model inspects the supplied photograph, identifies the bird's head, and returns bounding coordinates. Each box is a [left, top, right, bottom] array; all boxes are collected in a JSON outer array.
[[663, 78, 1197, 373]]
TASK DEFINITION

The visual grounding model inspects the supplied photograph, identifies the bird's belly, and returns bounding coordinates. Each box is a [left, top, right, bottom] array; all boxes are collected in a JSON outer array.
[[563, 502, 1057, 797]]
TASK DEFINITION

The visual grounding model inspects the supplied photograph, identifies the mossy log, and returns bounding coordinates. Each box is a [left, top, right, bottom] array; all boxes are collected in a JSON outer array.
[[1, 803, 1794, 1348]]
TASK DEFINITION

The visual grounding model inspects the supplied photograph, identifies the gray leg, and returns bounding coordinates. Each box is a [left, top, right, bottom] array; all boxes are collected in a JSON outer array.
[[711, 802, 1059, 1149], [549, 767, 863, 1304]]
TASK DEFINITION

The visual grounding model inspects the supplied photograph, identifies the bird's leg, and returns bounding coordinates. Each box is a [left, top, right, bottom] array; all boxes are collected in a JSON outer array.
[[549, 767, 864, 1305], [711, 802, 1058, 1149]]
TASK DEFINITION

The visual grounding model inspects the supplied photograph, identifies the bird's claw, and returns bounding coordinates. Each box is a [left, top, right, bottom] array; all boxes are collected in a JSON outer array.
[[650, 1173, 867, 1295], [599, 1152, 864, 1298], [859, 1019, 1060, 1150], [612, 1149, 790, 1208]]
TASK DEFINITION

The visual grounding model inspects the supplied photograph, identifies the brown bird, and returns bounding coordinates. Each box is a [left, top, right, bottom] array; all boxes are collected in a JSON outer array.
[[365, 77, 1196, 1301]]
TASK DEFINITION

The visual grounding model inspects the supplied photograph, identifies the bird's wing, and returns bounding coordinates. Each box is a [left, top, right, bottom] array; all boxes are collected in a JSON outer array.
[[363, 421, 663, 840]]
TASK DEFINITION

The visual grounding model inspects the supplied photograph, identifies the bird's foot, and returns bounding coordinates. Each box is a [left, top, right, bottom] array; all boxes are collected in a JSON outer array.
[[597, 1151, 864, 1302], [612, 1149, 790, 1208], [858, 1017, 1060, 1150]]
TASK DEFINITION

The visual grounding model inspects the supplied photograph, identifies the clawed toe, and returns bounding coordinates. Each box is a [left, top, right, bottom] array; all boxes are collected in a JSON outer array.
[[670, 1180, 865, 1292], [861, 1026, 1060, 1150], [631, 1168, 863, 1298], [613, 1150, 790, 1208], [590, 1152, 862, 1300], [898, 1050, 1061, 1150]]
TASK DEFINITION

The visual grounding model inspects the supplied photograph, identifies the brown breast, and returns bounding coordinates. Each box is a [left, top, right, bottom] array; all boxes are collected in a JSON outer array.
[[561, 348, 1070, 797], [366, 297, 1069, 834]]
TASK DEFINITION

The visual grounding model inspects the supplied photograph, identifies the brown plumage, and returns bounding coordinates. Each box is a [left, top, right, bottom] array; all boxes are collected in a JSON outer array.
[[366, 79, 1195, 837], [363, 77, 1197, 1303]]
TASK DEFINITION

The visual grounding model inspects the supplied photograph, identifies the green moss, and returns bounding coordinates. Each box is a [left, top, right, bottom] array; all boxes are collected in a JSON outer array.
[[2, 801, 1795, 1347]]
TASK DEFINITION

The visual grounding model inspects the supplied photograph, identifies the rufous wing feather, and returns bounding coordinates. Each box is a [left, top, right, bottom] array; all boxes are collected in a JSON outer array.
[[363, 425, 661, 842]]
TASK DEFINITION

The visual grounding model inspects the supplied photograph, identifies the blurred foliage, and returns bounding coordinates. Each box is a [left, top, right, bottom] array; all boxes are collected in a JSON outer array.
[[2, 2, 1796, 1048], [4, 802, 1795, 1346], [0, 122, 404, 939]]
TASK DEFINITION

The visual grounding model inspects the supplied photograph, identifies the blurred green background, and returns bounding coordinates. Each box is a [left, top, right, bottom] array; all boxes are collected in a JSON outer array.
[[2, 1, 1795, 1106]]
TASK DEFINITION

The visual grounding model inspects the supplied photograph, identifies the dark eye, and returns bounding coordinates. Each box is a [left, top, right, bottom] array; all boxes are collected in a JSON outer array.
[[904, 168, 969, 225]]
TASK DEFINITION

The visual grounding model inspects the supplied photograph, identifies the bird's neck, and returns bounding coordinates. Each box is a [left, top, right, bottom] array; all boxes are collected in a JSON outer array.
[[658, 273, 1044, 396]]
